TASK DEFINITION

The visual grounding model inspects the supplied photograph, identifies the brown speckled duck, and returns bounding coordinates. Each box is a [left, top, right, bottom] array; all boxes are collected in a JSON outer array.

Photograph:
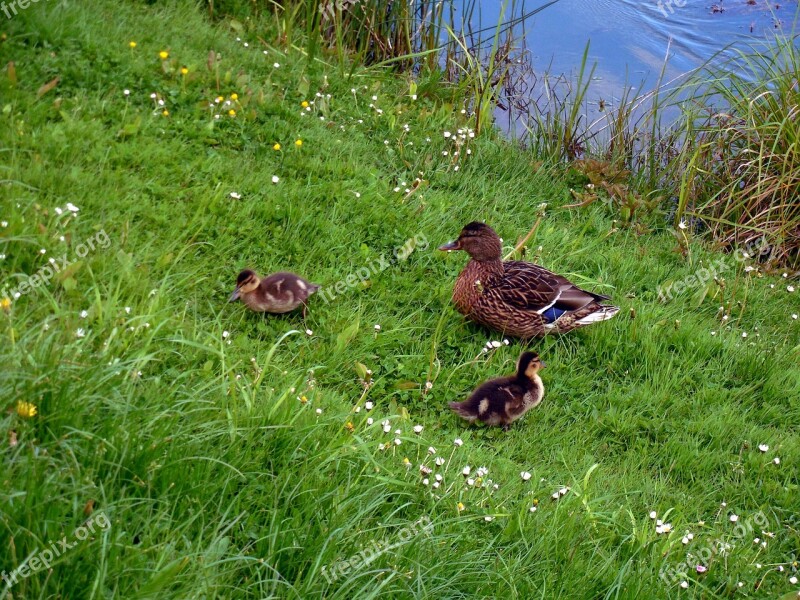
[[439, 222, 619, 337], [449, 351, 545, 431], [229, 269, 320, 317]]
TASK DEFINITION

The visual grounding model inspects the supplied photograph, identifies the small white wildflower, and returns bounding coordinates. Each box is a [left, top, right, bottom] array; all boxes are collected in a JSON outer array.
[[394, 438, 402, 446], [428, 446, 436, 455], [730, 514, 739, 522], [444, 131, 452, 138], [788, 285, 795, 292], [773, 457, 780, 464], [413, 425, 423, 434], [123, 89, 130, 96], [80, 310, 88, 318], [305, 328, 313, 336], [272, 176, 279, 184], [678, 221, 688, 230], [365, 401, 374, 410], [230, 192, 242, 200], [529, 506, 538, 513], [273, 62, 280, 68], [649, 511, 657, 519], [425, 381, 433, 390], [484, 516, 493, 522], [76, 328, 86, 338], [374, 324, 381, 331], [316, 408, 322, 415], [435, 457, 445, 466], [791, 576, 798, 585], [454, 438, 463, 447], [462, 466, 471, 476], [222, 330, 230, 338], [366, 417, 373, 425], [758, 443, 769, 452]]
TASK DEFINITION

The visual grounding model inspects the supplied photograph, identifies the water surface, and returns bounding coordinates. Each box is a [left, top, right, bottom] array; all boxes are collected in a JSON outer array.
[[464, 0, 800, 126]]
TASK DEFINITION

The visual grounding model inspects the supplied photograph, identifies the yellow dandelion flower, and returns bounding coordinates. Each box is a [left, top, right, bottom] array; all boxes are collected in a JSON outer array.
[[345, 422, 354, 432], [0, 297, 11, 311], [215, 96, 224, 103], [230, 93, 239, 101], [162, 109, 169, 116], [301, 100, 309, 108], [16, 401, 37, 418], [273, 143, 281, 151], [228, 109, 236, 117], [180, 66, 189, 75], [457, 502, 465, 512], [402, 457, 411, 465], [129, 41, 137, 49], [299, 395, 308, 404], [294, 139, 302, 147], [159, 50, 169, 60]]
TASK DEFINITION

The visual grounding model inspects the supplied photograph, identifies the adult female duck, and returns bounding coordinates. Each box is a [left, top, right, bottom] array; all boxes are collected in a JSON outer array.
[[439, 222, 619, 338]]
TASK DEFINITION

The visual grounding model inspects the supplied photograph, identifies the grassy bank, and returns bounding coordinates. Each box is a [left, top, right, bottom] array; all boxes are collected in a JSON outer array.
[[1, 1, 799, 598]]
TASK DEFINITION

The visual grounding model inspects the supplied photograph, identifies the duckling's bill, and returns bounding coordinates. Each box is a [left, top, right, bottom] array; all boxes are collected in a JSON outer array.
[[228, 287, 241, 302]]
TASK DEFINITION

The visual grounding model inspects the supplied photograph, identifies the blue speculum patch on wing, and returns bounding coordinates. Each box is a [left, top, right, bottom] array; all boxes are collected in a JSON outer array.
[[541, 306, 568, 322]]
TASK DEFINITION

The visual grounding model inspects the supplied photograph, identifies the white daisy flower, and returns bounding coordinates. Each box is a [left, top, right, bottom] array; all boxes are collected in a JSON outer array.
[[520, 471, 532, 481], [758, 443, 769, 452], [272, 176, 280, 184], [454, 438, 463, 447], [413, 425, 423, 434]]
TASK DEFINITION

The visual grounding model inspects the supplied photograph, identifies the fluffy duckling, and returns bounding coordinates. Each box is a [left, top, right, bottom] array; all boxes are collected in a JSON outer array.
[[229, 269, 320, 317], [449, 352, 545, 431]]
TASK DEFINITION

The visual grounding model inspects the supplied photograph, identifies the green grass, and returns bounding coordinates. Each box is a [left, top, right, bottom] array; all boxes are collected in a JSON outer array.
[[1, 1, 799, 598]]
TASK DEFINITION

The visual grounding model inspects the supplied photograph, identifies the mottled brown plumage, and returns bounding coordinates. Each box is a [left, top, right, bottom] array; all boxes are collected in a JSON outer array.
[[449, 352, 545, 431], [229, 269, 320, 315], [439, 222, 619, 337]]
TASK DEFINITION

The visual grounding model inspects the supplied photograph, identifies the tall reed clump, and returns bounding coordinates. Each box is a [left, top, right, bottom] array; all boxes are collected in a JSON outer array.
[[672, 37, 800, 268]]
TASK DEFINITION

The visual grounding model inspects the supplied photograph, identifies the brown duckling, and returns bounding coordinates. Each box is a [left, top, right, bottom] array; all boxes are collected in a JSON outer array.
[[439, 222, 619, 337], [229, 269, 320, 317], [449, 351, 545, 431]]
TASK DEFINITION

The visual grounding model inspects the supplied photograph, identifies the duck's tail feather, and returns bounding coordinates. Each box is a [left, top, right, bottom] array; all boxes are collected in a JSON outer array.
[[449, 401, 473, 419], [574, 305, 620, 326]]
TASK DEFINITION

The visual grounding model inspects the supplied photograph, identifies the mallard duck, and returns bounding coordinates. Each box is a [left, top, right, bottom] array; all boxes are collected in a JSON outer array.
[[449, 351, 545, 431], [439, 222, 619, 337], [228, 269, 320, 317]]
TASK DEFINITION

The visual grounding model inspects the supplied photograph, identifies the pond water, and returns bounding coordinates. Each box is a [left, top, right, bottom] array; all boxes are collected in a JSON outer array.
[[464, 0, 800, 128]]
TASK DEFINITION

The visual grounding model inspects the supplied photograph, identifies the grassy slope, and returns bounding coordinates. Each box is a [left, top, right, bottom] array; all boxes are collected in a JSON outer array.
[[0, 1, 798, 598]]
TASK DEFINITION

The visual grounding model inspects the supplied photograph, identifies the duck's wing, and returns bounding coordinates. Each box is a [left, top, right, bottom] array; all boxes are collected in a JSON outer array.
[[495, 380, 529, 411], [491, 261, 608, 319]]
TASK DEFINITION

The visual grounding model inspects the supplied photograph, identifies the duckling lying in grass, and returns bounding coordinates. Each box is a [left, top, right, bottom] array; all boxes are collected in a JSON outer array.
[[449, 352, 545, 431], [229, 269, 320, 318]]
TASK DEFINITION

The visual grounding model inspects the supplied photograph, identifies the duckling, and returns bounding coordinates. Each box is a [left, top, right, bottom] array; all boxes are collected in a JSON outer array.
[[439, 222, 619, 337], [229, 269, 320, 318], [449, 351, 545, 431]]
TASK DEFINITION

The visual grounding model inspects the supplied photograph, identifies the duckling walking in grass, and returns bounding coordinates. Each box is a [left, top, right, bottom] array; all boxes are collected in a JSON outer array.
[[229, 269, 320, 319], [439, 222, 619, 337], [449, 352, 545, 431]]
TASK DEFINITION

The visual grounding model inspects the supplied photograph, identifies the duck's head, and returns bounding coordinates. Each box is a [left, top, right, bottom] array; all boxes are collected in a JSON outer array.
[[438, 222, 502, 261], [517, 351, 545, 380], [229, 269, 260, 302]]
